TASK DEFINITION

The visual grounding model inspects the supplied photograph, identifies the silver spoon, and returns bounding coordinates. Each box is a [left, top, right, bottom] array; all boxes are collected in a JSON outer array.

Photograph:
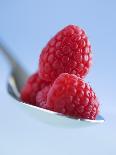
[[0, 41, 104, 127]]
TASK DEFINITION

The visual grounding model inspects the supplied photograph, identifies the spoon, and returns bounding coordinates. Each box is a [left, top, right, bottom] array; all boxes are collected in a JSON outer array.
[[0, 41, 104, 127]]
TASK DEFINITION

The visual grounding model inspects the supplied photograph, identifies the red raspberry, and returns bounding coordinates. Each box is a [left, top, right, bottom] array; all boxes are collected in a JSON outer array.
[[46, 73, 99, 120], [36, 85, 51, 108], [39, 25, 92, 82], [20, 72, 50, 105]]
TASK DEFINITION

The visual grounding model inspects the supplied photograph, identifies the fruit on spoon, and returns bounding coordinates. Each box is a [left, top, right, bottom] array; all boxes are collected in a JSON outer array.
[[21, 72, 51, 105], [20, 24, 100, 120], [36, 85, 51, 108], [46, 73, 99, 120], [39, 25, 92, 82]]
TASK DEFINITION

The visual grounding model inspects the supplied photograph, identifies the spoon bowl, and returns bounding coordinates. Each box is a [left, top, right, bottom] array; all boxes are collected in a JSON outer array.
[[0, 41, 104, 127]]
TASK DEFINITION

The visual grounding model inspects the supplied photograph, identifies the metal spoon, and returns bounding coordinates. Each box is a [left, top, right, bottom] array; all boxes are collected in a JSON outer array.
[[0, 41, 104, 127]]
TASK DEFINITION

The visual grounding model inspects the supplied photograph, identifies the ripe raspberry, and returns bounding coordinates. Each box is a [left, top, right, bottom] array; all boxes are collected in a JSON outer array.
[[39, 25, 92, 82], [20, 72, 50, 105], [46, 73, 99, 120], [36, 85, 51, 108]]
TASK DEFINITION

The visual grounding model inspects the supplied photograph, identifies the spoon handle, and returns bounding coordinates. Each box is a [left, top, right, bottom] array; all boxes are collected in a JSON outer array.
[[0, 40, 29, 91], [0, 40, 18, 68]]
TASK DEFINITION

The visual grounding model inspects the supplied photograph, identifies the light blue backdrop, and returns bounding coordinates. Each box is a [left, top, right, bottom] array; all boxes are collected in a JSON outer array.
[[0, 0, 116, 155]]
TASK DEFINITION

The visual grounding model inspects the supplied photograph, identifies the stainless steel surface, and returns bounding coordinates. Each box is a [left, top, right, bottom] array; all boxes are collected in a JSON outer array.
[[0, 41, 104, 127]]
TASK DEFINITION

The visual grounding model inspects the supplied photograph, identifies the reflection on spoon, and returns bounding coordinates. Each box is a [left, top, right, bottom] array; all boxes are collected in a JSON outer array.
[[0, 41, 104, 127]]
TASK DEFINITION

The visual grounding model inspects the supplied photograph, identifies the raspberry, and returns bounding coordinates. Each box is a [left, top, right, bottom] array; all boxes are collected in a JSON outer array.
[[39, 25, 92, 82], [46, 73, 99, 120], [36, 85, 51, 108], [20, 72, 50, 105]]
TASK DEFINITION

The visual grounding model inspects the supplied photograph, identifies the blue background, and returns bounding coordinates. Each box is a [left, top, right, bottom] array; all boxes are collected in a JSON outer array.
[[0, 0, 116, 154]]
